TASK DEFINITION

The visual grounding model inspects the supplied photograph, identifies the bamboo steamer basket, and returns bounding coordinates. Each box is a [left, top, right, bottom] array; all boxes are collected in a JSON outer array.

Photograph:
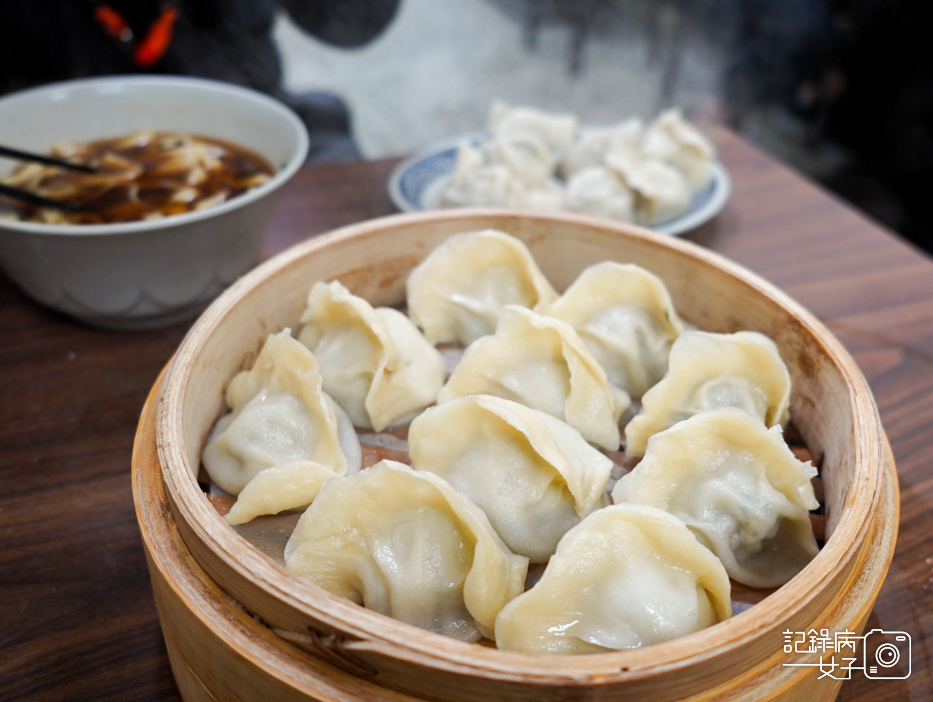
[[137, 209, 899, 701]]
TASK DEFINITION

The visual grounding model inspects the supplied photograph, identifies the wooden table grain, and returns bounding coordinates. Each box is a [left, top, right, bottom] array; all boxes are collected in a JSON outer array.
[[1, 127, 931, 701]]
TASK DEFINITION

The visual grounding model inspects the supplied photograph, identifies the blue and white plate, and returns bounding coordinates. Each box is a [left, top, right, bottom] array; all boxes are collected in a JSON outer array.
[[387, 133, 731, 236]]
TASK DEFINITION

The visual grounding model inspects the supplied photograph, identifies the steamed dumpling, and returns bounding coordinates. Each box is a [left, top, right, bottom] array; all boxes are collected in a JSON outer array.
[[219, 390, 361, 525], [298, 280, 446, 431], [628, 160, 692, 226], [447, 102, 577, 195], [494, 504, 731, 654], [624, 330, 792, 455], [409, 395, 613, 562], [641, 108, 716, 189], [509, 177, 566, 212], [202, 330, 359, 495], [604, 133, 692, 225], [441, 141, 525, 209], [484, 130, 554, 188], [406, 229, 559, 346], [563, 166, 635, 223], [284, 460, 529, 642], [488, 101, 578, 166], [441, 141, 566, 211], [438, 305, 630, 450], [546, 262, 684, 397], [559, 128, 612, 180], [560, 118, 643, 179], [613, 408, 819, 588]]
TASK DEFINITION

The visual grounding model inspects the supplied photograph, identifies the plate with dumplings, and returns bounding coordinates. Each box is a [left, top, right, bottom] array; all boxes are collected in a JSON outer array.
[[145, 210, 896, 701], [388, 103, 731, 236]]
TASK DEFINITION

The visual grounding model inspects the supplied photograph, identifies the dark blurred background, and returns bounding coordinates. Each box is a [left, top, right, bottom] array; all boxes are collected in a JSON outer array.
[[716, 0, 933, 256], [1, 0, 931, 255]]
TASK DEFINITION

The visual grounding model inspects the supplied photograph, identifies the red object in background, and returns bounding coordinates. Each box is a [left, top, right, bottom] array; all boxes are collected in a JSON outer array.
[[93, 4, 132, 42], [134, 5, 178, 68], [92, 3, 177, 68]]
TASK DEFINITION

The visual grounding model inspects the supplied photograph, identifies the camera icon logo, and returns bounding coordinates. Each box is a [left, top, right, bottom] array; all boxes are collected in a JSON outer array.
[[862, 629, 911, 679]]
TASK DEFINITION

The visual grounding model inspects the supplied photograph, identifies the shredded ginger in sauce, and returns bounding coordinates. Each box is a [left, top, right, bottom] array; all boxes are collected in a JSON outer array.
[[0, 131, 275, 224]]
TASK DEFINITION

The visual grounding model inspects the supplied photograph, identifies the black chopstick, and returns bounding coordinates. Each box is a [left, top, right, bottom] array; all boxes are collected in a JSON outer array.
[[0, 183, 87, 212], [0, 144, 97, 173]]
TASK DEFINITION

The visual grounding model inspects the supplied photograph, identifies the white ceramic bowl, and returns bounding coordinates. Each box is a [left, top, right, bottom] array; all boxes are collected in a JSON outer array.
[[0, 76, 309, 329]]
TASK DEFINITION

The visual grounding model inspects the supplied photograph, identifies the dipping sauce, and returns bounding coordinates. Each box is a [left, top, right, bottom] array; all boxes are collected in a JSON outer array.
[[0, 131, 275, 224]]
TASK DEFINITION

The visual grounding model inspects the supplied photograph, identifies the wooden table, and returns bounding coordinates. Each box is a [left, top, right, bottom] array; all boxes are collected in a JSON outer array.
[[1, 128, 931, 701]]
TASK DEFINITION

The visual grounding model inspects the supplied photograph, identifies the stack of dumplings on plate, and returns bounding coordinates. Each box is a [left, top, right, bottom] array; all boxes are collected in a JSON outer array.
[[200, 228, 821, 655], [441, 102, 717, 226]]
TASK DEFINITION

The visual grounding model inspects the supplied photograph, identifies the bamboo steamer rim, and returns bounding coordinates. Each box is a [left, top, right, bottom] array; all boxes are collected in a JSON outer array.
[[157, 208, 890, 682]]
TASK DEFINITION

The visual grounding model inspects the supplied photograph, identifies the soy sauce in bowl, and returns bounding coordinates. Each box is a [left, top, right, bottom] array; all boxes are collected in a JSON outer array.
[[0, 131, 275, 224]]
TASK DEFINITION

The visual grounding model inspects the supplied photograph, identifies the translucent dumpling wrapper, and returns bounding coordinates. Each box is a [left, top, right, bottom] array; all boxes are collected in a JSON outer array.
[[613, 408, 819, 588], [441, 142, 565, 210], [441, 142, 525, 209], [641, 108, 717, 189], [438, 305, 630, 450], [604, 132, 691, 226], [624, 330, 792, 456], [509, 177, 566, 212], [546, 261, 684, 397], [223, 460, 339, 526], [485, 130, 554, 187], [409, 395, 614, 562], [488, 101, 578, 165], [629, 160, 692, 226], [483, 100, 575, 189], [563, 166, 635, 223], [560, 118, 643, 179], [494, 503, 732, 654], [298, 280, 446, 431], [406, 229, 559, 346], [602, 124, 646, 186], [284, 460, 529, 642], [475, 135, 566, 209], [559, 128, 611, 180], [201, 330, 361, 516]]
